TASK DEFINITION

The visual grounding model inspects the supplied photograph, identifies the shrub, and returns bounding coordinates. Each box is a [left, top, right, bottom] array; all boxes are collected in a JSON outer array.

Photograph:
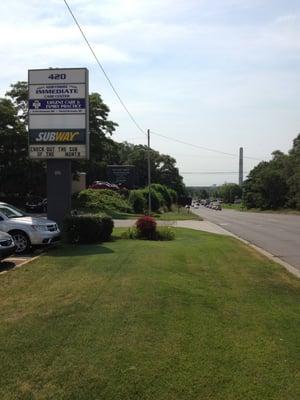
[[63, 215, 114, 244], [156, 226, 175, 241], [119, 187, 129, 198], [75, 189, 132, 214], [129, 190, 146, 213], [151, 184, 172, 210], [136, 215, 157, 239], [101, 216, 115, 241], [168, 189, 178, 204], [122, 224, 175, 241], [121, 227, 138, 239], [141, 188, 161, 212]]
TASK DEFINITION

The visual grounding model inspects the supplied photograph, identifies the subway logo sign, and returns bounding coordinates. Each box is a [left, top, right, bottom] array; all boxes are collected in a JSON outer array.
[[29, 129, 86, 144]]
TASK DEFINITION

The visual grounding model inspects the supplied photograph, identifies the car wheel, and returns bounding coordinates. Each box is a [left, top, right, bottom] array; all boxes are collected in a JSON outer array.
[[10, 231, 30, 254]]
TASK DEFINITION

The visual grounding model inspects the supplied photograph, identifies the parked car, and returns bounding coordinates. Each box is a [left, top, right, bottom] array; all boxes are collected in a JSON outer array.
[[89, 181, 119, 190], [0, 231, 16, 261], [25, 197, 47, 213], [0, 202, 60, 254]]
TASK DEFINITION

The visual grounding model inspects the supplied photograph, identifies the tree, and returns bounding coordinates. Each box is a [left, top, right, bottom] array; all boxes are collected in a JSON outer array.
[[118, 142, 186, 194], [286, 134, 300, 209], [243, 151, 290, 209], [0, 80, 186, 200], [198, 189, 209, 199], [6, 81, 28, 121], [0, 97, 46, 197], [219, 183, 242, 203]]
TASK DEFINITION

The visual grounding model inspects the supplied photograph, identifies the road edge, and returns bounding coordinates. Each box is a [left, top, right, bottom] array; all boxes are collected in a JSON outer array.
[[221, 228, 300, 278]]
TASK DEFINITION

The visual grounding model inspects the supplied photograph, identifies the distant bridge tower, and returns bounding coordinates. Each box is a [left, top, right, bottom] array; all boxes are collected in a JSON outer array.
[[239, 147, 243, 186]]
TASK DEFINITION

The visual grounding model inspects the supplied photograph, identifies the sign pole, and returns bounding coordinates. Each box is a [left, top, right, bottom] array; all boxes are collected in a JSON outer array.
[[47, 159, 72, 227]]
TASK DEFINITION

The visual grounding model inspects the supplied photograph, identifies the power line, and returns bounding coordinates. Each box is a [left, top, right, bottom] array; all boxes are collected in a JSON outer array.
[[62, 0, 146, 136], [151, 130, 264, 161], [63, 0, 265, 163], [119, 137, 147, 142], [181, 171, 249, 175]]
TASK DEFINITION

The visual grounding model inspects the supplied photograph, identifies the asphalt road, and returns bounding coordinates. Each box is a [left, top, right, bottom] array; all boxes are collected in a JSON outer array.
[[193, 206, 300, 272]]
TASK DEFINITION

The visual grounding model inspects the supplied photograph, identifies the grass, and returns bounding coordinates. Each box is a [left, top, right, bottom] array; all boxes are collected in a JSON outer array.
[[92, 208, 201, 220], [0, 228, 299, 400], [222, 203, 300, 215], [106, 210, 142, 219], [154, 208, 202, 220], [222, 203, 247, 211]]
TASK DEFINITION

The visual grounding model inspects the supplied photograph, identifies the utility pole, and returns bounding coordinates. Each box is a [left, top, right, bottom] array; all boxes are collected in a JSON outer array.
[[147, 129, 151, 215], [239, 147, 243, 187]]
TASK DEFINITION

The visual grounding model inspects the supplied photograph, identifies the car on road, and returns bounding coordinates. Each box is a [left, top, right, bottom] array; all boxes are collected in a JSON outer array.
[[0, 231, 16, 261], [25, 197, 47, 213], [0, 202, 60, 254], [210, 202, 222, 210], [213, 203, 222, 211]]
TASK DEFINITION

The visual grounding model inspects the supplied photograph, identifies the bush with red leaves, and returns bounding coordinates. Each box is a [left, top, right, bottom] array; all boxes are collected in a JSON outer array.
[[136, 215, 157, 239]]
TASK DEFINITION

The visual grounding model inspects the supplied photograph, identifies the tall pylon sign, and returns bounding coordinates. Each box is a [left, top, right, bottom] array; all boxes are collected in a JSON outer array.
[[28, 67, 89, 226]]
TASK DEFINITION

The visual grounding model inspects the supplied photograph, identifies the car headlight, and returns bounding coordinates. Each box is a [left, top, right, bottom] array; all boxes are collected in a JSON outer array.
[[0, 239, 14, 247], [32, 225, 48, 232]]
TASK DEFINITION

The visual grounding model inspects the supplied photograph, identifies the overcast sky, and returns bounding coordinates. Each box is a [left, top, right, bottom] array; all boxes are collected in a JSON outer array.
[[0, 0, 299, 186]]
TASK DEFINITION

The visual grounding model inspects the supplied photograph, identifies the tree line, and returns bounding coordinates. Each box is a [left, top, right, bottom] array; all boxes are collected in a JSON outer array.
[[188, 135, 300, 211], [0, 81, 186, 201], [243, 135, 300, 210]]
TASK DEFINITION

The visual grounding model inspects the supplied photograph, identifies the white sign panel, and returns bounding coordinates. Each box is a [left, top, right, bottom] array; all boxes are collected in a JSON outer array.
[[29, 83, 86, 99], [28, 68, 89, 160], [28, 69, 86, 84], [30, 114, 86, 129]]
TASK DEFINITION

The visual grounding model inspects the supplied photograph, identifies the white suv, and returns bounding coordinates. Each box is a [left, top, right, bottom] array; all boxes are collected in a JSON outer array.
[[0, 202, 60, 254]]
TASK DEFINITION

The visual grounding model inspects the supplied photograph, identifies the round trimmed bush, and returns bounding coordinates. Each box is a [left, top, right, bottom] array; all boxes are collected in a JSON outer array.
[[136, 216, 157, 239]]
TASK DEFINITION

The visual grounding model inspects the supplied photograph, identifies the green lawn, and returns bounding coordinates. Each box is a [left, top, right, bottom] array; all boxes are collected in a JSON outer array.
[[0, 229, 299, 400], [222, 203, 300, 215], [108, 208, 201, 220], [154, 208, 201, 220], [222, 203, 248, 211]]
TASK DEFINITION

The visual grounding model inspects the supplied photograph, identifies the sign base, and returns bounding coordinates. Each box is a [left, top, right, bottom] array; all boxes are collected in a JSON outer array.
[[47, 160, 72, 228]]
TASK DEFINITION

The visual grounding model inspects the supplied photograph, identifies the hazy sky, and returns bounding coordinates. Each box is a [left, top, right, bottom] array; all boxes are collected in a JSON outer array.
[[0, 0, 299, 185]]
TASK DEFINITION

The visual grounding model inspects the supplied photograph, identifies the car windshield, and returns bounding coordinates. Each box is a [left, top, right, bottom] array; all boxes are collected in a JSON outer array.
[[0, 205, 26, 218]]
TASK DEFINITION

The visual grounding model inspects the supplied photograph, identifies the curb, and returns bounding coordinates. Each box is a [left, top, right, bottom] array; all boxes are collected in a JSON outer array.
[[215, 226, 300, 279], [0, 252, 43, 275]]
